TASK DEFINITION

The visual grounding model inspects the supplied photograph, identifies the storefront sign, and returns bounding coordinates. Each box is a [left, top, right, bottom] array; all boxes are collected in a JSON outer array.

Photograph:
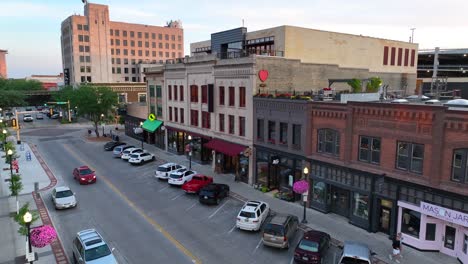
[[421, 202, 468, 228]]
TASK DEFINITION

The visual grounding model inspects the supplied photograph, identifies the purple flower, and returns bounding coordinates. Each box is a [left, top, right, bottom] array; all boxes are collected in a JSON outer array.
[[30, 225, 57, 248], [293, 180, 309, 194]]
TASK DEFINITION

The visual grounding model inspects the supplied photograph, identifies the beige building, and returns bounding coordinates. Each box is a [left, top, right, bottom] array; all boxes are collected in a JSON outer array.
[[60, 3, 183, 85], [0, 49, 7, 78]]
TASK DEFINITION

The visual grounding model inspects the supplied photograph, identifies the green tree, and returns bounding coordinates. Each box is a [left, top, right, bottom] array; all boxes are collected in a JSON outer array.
[[13, 203, 39, 235], [347, 79, 362, 93], [0, 78, 42, 91], [52, 85, 74, 103], [366, 77, 383, 93], [9, 174, 23, 214], [0, 90, 27, 107], [73, 85, 118, 137]]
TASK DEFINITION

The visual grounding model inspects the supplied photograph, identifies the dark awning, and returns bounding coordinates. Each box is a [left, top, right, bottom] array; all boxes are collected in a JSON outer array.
[[142, 119, 163, 133], [204, 139, 245, 157]]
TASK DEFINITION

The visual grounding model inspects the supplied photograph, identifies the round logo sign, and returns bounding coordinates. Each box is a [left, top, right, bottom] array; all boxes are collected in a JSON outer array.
[[148, 113, 156, 121]]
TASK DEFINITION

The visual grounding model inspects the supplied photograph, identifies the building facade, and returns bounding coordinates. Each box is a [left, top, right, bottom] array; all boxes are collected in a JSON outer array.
[[0, 49, 7, 79], [60, 3, 183, 85], [254, 97, 468, 263], [26, 73, 64, 90]]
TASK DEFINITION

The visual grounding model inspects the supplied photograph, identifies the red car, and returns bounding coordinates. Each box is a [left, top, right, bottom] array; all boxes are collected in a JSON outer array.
[[294, 230, 330, 264], [73, 166, 96, 184], [182, 174, 213, 194]]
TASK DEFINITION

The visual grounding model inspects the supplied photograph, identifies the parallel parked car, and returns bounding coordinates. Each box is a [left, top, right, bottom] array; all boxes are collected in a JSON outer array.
[[338, 241, 374, 264], [23, 114, 34, 122], [120, 147, 143, 160], [198, 183, 230, 205], [128, 152, 155, 165], [168, 168, 197, 186], [155, 163, 185, 180], [113, 145, 134, 158], [51, 186, 77, 210], [236, 201, 270, 231], [73, 166, 96, 184], [262, 214, 299, 249], [72, 229, 117, 264], [294, 230, 331, 264], [181, 174, 213, 194], [103, 141, 126, 151], [36, 113, 44, 120]]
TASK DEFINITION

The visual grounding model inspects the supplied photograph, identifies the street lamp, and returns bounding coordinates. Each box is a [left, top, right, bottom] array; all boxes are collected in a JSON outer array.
[[139, 122, 144, 149], [7, 149, 13, 176], [100, 114, 105, 136], [2, 129, 6, 151], [302, 167, 309, 224], [23, 211, 33, 264], [188, 135, 192, 169]]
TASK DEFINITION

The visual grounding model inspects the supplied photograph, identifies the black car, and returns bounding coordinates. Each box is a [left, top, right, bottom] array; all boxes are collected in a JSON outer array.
[[198, 183, 230, 205], [104, 141, 126, 151]]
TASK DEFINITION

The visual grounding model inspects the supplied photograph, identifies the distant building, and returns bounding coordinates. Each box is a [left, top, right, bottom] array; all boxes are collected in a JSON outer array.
[[0, 49, 7, 78], [60, 2, 184, 85], [26, 73, 64, 90]]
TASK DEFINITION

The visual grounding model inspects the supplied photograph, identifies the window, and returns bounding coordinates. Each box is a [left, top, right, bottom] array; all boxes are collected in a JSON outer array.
[[138, 50, 142, 56], [123, 30, 127, 37], [292, 124, 301, 147], [77, 24, 83, 30], [152, 33, 156, 39], [152, 51, 156, 57], [190, 110, 199, 126], [169, 107, 173, 121], [83, 25, 88, 31], [190, 85, 198, 103], [149, 85, 155, 97], [464, 234, 468, 254], [157, 106, 162, 117], [78, 35, 84, 42], [396, 142, 424, 174], [165, 43, 169, 49], [116, 67, 121, 74], [180, 108, 184, 124], [115, 39, 120, 46], [228, 86, 235, 106], [279, 123, 288, 144], [202, 112, 210, 129], [404, 49, 409, 66], [229, 115, 235, 134], [138, 41, 142, 47], [359, 136, 381, 164], [115, 30, 119, 37], [145, 41, 149, 48], [268, 121, 275, 144], [219, 86, 225, 105], [138, 93, 146, 103], [452, 149, 468, 183], [179, 86, 184, 101], [130, 31, 134, 37], [138, 32, 142, 38], [202, 85, 208, 104], [156, 85, 162, 98], [152, 42, 156, 48], [401, 208, 420, 238], [425, 223, 436, 241], [239, 117, 245, 137], [257, 119, 264, 141], [124, 67, 128, 74], [124, 49, 128, 56], [411, 49, 416, 67], [353, 193, 369, 220], [159, 43, 163, 49], [398, 48, 403, 66], [318, 129, 340, 156], [173, 85, 178, 101], [84, 35, 89, 42], [219, 114, 225, 132], [145, 32, 149, 39], [174, 107, 178, 122], [131, 40, 135, 47], [168, 85, 172, 100], [165, 34, 169, 40], [391, 47, 396, 65], [239, 87, 246, 107], [158, 33, 162, 40]]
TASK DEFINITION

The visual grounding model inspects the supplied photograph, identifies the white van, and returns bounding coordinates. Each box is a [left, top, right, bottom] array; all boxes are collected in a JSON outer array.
[[338, 241, 373, 264]]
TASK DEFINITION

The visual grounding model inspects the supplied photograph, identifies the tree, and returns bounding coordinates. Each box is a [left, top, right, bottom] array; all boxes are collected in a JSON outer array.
[[13, 203, 39, 236], [0, 78, 43, 107], [73, 85, 118, 137], [9, 174, 23, 214], [366, 77, 383, 93], [52, 85, 74, 103], [347, 79, 362, 93], [0, 90, 27, 107]]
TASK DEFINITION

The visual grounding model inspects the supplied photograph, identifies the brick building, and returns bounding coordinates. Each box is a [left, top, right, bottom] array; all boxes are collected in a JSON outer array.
[[0, 49, 7, 79], [254, 96, 468, 262]]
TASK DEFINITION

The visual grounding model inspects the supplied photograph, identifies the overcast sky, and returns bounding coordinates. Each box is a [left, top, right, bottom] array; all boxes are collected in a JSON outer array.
[[1, 0, 467, 78]]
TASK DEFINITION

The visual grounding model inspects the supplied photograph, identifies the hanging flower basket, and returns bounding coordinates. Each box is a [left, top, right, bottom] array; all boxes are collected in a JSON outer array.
[[293, 180, 309, 194], [30, 225, 57, 248]]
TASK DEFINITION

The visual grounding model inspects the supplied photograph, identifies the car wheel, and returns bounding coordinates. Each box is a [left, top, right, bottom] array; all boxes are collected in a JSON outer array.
[[151, 156, 155, 161]]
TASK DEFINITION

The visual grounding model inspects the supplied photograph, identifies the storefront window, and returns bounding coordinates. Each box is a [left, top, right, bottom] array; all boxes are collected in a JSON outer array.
[[425, 223, 436, 241], [401, 208, 421, 238], [256, 161, 269, 186], [353, 193, 369, 220], [313, 181, 326, 205], [463, 234, 468, 254]]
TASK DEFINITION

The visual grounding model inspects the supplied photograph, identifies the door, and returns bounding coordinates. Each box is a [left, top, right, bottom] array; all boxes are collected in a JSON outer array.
[[379, 206, 391, 234], [441, 225, 457, 256], [331, 187, 350, 217]]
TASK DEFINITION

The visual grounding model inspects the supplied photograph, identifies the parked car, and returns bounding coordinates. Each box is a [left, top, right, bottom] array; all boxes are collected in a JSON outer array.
[[23, 114, 33, 122], [120, 147, 143, 160], [25, 107, 32, 111], [294, 230, 331, 264], [51, 113, 60, 119], [338, 241, 374, 264], [168, 168, 197, 186], [72, 229, 117, 264], [73, 166, 96, 184], [36, 106, 44, 111], [51, 186, 77, 210], [198, 183, 230, 205], [36, 113, 44, 120], [262, 214, 299, 249], [112, 145, 134, 158], [182, 174, 213, 194], [236, 201, 270, 231], [128, 152, 155, 165], [103, 141, 126, 151], [155, 163, 185, 180]]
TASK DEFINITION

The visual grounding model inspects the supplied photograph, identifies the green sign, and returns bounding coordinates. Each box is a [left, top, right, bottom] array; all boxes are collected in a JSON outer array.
[[56, 102, 68, 105]]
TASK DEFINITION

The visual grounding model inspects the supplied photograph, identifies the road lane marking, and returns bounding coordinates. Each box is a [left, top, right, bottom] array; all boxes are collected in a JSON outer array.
[[185, 202, 197, 211], [252, 238, 263, 254], [62, 144, 201, 264], [208, 200, 229, 219], [158, 186, 169, 192], [228, 224, 237, 234], [289, 257, 294, 264], [171, 193, 184, 200]]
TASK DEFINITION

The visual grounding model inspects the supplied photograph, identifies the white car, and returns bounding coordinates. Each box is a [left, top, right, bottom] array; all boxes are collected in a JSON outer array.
[[120, 147, 143, 160], [23, 114, 34, 122], [155, 163, 185, 180], [236, 201, 270, 231], [128, 152, 155, 164], [168, 168, 197, 186], [51, 186, 77, 210]]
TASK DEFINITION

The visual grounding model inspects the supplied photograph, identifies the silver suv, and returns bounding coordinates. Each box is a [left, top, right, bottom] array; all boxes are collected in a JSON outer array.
[[72, 229, 117, 264]]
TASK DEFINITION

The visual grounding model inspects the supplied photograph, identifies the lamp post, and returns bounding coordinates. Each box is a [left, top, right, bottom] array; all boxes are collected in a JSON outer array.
[[2, 129, 6, 152], [100, 114, 105, 136], [188, 135, 192, 169], [23, 211, 33, 264], [139, 122, 144, 149], [7, 149, 13, 176], [302, 167, 309, 224]]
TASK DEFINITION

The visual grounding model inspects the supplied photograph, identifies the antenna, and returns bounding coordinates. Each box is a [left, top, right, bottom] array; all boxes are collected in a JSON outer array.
[[410, 28, 416, 43], [242, 19, 244, 27]]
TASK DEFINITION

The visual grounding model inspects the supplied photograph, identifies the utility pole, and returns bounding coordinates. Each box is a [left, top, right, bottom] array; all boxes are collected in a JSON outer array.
[[67, 100, 71, 122], [410, 28, 416, 43]]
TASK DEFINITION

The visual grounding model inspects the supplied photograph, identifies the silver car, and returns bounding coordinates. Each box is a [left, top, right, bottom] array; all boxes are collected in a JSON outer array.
[[51, 186, 77, 210], [72, 229, 117, 264]]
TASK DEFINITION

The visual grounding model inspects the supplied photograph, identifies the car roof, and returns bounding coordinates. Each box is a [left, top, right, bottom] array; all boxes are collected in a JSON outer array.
[[269, 214, 293, 225], [78, 166, 90, 170], [55, 186, 71, 192], [173, 168, 188, 173], [302, 230, 328, 241], [77, 229, 106, 249], [342, 241, 371, 260], [241, 201, 263, 212], [160, 162, 179, 168]]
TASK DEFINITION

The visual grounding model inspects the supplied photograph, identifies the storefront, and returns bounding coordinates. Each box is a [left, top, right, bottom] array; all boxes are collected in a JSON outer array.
[[398, 201, 468, 263], [125, 116, 145, 143], [141, 119, 164, 149], [205, 139, 249, 183], [166, 126, 211, 164]]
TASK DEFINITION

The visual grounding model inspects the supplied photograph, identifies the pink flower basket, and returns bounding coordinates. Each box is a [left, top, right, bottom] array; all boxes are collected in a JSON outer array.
[[30, 225, 57, 248], [293, 180, 309, 194]]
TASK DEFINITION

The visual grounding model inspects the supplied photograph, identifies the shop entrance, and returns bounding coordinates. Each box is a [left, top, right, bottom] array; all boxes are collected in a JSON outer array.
[[441, 225, 457, 255], [378, 199, 393, 234], [331, 186, 350, 217]]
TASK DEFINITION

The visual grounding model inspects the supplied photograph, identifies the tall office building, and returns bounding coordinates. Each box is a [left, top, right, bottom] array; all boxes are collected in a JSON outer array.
[[61, 3, 183, 85], [0, 49, 7, 79]]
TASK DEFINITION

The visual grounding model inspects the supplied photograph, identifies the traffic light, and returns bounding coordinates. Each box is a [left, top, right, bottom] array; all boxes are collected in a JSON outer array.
[[44, 103, 47, 107], [49, 108, 53, 116], [11, 118, 17, 128]]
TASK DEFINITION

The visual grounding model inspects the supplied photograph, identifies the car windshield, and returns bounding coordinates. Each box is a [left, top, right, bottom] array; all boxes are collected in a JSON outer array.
[[264, 224, 284, 236], [157, 167, 169, 172], [170, 173, 182, 179], [239, 211, 255, 218], [130, 154, 139, 158], [123, 150, 131, 154], [56, 190, 73, 198], [79, 169, 93, 175], [85, 244, 111, 261], [199, 189, 214, 196], [298, 239, 319, 252], [340, 257, 370, 264], [192, 176, 203, 181], [114, 147, 122, 151]]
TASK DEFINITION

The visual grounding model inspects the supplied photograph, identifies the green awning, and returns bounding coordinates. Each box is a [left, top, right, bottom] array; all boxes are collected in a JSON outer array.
[[142, 119, 163, 133]]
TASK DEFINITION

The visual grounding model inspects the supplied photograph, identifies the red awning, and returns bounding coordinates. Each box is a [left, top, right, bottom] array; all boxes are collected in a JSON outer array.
[[204, 139, 245, 157]]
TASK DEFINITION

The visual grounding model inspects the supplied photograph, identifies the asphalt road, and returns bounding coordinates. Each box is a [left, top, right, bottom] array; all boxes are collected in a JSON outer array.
[[22, 127, 341, 264]]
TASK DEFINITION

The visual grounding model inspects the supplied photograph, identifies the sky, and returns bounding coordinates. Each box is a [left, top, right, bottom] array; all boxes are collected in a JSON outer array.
[[1, 0, 467, 78]]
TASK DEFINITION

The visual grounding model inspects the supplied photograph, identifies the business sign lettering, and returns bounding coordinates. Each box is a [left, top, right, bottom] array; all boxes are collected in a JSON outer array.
[[421, 202, 468, 227]]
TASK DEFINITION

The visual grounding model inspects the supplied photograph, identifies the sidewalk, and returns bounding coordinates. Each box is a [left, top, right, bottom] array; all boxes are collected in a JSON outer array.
[[114, 129, 458, 264]]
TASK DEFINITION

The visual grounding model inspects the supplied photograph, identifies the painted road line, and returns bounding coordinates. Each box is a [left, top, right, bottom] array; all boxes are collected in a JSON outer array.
[[62, 144, 201, 264], [158, 186, 170, 192], [171, 193, 184, 200], [208, 200, 229, 219], [252, 238, 263, 254], [228, 224, 237, 234], [185, 202, 197, 211]]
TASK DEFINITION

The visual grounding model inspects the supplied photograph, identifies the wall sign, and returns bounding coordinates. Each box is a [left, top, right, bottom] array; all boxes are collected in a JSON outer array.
[[258, 70, 269, 82], [421, 202, 468, 228]]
